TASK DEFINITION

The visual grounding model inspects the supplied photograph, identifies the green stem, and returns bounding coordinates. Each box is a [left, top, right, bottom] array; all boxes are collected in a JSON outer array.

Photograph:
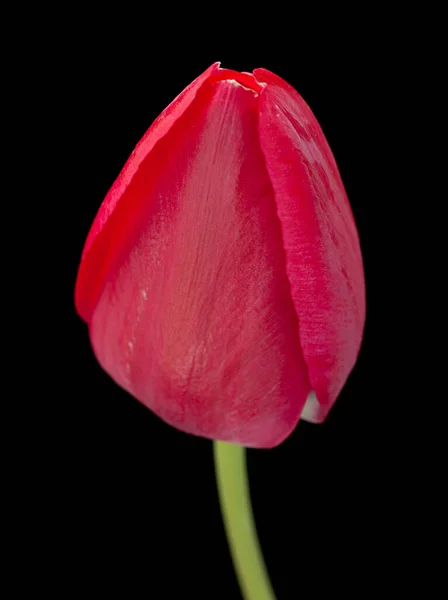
[[213, 441, 277, 600]]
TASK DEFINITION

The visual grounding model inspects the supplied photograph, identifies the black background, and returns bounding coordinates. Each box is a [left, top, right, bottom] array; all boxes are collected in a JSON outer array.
[[19, 16, 417, 600]]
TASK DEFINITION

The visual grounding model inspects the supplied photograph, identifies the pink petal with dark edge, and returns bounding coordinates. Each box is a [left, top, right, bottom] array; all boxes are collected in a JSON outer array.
[[75, 63, 220, 321], [255, 68, 365, 422]]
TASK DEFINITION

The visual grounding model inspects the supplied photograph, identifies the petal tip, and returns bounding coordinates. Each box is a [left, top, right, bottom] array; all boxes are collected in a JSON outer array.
[[300, 391, 328, 424]]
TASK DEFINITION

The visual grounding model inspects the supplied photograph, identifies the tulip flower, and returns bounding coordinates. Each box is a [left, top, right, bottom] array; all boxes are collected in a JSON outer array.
[[75, 62, 365, 447], [76, 63, 365, 600]]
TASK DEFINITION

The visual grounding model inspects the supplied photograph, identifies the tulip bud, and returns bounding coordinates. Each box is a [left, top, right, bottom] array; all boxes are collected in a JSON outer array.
[[75, 63, 365, 448]]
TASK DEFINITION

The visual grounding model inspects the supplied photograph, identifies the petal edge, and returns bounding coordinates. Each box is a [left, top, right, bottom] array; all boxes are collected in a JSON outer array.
[[257, 73, 365, 421], [75, 63, 220, 321]]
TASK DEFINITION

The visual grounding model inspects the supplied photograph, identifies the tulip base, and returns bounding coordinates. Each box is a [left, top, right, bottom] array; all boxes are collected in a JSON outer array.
[[213, 441, 276, 600]]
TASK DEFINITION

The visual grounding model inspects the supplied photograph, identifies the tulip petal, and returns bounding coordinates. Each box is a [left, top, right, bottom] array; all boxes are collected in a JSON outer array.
[[255, 68, 365, 422], [88, 77, 311, 447], [75, 62, 220, 321]]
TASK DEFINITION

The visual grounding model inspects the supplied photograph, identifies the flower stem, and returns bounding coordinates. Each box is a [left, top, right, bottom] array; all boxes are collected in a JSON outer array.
[[213, 441, 277, 600]]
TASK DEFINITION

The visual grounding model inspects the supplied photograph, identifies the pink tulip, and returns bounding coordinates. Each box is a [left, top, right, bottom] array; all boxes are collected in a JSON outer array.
[[75, 62, 365, 448]]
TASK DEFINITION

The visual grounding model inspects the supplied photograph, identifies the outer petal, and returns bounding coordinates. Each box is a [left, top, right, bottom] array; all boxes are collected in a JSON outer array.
[[255, 68, 366, 422], [87, 77, 311, 448], [75, 62, 220, 321]]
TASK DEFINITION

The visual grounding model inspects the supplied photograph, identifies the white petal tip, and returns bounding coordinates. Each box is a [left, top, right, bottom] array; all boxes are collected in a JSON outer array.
[[300, 390, 327, 424]]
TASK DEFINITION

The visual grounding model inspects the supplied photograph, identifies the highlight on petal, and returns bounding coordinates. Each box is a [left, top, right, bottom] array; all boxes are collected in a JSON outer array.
[[256, 68, 365, 422], [87, 75, 311, 448], [208, 68, 264, 93]]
